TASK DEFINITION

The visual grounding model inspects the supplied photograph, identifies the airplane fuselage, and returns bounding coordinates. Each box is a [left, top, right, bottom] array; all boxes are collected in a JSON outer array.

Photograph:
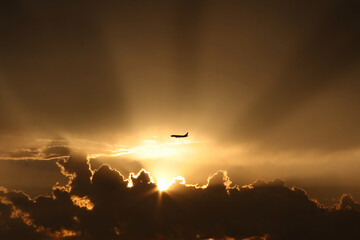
[[171, 132, 188, 138]]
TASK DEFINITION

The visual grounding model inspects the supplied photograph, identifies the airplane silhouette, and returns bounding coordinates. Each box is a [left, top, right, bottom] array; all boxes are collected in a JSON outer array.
[[171, 132, 188, 138]]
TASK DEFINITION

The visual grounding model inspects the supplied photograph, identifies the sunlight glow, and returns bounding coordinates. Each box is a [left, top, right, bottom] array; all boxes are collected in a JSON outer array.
[[157, 180, 170, 191], [88, 137, 203, 160]]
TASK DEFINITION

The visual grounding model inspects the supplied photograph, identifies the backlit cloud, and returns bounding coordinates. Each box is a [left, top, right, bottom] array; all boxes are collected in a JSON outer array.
[[1, 153, 360, 239]]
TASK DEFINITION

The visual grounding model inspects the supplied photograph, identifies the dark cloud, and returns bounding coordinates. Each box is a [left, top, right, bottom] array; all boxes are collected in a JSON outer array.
[[1, 1, 360, 238], [0, 139, 71, 160], [1, 154, 360, 239], [57, 152, 93, 197], [0, 150, 144, 199], [89, 156, 143, 177], [0, 189, 46, 240], [337, 194, 360, 212], [43, 146, 71, 159]]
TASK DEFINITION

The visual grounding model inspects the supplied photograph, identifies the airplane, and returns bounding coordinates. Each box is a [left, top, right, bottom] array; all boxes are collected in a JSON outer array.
[[171, 132, 188, 138]]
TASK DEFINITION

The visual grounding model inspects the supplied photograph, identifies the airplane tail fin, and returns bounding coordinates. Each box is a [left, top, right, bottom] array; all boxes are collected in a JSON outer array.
[[185, 132, 188, 136]]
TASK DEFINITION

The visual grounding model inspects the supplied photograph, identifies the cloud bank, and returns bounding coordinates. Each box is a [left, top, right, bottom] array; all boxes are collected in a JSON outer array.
[[0, 153, 360, 240]]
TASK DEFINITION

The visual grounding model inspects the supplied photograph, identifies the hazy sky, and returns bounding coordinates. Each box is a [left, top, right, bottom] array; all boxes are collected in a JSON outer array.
[[1, 1, 360, 239], [1, 0, 360, 216]]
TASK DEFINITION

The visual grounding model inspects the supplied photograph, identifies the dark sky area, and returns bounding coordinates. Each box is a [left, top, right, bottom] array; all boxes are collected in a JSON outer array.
[[0, 1, 360, 239]]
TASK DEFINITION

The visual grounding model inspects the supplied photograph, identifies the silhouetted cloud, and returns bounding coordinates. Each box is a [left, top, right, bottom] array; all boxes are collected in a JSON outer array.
[[1, 2, 360, 218], [1, 2, 360, 238], [0, 149, 145, 198], [0, 189, 46, 240], [0, 140, 71, 160], [57, 152, 93, 197], [1, 153, 360, 239], [89, 156, 144, 177], [43, 146, 71, 159], [337, 194, 360, 212]]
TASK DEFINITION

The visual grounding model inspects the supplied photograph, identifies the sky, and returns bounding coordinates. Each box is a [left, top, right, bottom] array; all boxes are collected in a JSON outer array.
[[0, 1, 360, 239]]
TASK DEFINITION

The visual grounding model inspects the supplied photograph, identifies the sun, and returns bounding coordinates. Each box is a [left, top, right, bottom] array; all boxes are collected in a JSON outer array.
[[157, 180, 170, 191]]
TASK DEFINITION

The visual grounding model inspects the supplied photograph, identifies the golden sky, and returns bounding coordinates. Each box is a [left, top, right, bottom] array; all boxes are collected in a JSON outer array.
[[0, 2, 360, 238]]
